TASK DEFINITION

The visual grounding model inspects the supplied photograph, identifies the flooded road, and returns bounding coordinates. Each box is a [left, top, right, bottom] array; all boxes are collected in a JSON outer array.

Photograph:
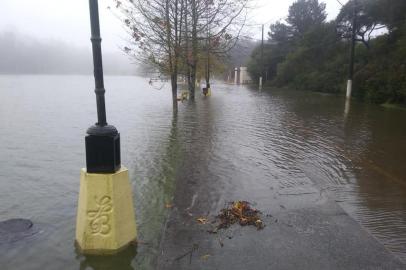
[[0, 75, 406, 269]]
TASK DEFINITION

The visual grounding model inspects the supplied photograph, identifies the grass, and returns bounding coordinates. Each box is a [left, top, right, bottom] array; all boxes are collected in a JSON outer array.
[[381, 103, 406, 111]]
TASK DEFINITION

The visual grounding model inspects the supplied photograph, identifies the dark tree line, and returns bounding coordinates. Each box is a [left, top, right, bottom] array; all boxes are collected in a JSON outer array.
[[248, 0, 406, 105]]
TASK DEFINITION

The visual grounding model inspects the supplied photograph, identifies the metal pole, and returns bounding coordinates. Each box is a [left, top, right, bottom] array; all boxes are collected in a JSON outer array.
[[89, 0, 107, 126], [85, 0, 121, 174], [206, 2, 210, 90]]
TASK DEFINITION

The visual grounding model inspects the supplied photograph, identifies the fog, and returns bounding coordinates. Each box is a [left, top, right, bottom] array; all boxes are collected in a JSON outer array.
[[0, 0, 343, 75], [0, 31, 136, 75]]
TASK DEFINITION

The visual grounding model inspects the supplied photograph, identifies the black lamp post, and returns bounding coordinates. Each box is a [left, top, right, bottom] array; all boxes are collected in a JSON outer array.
[[85, 0, 121, 174]]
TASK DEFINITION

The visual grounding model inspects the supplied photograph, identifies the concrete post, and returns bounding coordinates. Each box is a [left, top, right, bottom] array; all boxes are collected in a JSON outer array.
[[234, 68, 238, 85], [240, 67, 247, 85], [240, 67, 243, 85], [346, 80, 352, 99]]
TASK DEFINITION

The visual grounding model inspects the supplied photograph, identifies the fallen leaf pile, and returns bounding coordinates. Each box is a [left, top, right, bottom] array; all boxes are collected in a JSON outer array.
[[216, 201, 264, 230], [196, 217, 208, 224]]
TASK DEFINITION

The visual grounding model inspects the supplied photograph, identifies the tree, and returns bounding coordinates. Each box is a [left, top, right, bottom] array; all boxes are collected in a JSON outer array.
[[274, 22, 347, 92], [111, 0, 185, 110], [336, 0, 385, 49], [287, 0, 326, 36], [185, 0, 249, 99], [250, 0, 328, 82], [367, 0, 406, 31], [268, 21, 293, 44], [113, 0, 249, 104], [249, 0, 406, 105]]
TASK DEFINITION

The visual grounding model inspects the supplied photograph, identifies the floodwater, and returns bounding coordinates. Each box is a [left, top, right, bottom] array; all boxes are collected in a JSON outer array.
[[0, 75, 406, 269]]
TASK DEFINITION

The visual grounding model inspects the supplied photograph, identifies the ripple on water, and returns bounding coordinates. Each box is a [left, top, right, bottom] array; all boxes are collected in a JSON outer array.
[[1, 77, 406, 268]]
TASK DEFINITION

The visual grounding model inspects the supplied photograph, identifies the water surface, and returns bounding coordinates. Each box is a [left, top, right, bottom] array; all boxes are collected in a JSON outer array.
[[0, 75, 406, 269]]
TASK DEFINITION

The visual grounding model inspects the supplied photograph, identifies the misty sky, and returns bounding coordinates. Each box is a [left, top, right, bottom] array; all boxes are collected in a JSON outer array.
[[0, 0, 346, 53]]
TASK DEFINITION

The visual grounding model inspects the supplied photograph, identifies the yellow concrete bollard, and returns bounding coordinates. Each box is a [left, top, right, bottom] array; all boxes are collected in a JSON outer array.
[[75, 167, 137, 254], [203, 87, 212, 97], [207, 88, 212, 97]]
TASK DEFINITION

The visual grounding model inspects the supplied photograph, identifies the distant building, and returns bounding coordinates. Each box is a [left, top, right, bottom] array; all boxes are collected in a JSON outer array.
[[239, 67, 252, 85], [230, 67, 253, 85]]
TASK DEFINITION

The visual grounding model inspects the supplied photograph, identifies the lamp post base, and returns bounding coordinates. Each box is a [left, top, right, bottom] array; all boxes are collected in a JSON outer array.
[[76, 167, 137, 254], [85, 125, 121, 174]]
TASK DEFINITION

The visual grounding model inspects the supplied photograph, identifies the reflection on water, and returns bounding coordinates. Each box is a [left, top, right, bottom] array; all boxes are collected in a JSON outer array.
[[0, 75, 406, 269], [77, 245, 137, 270], [0, 75, 179, 270], [131, 110, 180, 268], [344, 98, 351, 117], [278, 91, 406, 260]]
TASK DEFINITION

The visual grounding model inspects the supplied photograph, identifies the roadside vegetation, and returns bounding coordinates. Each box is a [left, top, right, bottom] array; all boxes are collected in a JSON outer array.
[[111, 0, 250, 108], [248, 0, 406, 105]]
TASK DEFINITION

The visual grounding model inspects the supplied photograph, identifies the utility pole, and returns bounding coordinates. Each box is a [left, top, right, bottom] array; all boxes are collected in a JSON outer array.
[[203, 0, 211, 96], [346, 0, 357, 99], [259, 24, 264, 89]]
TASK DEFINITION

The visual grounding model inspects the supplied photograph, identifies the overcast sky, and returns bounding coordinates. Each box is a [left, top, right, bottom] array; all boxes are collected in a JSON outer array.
[[0, 0, 346, 53]]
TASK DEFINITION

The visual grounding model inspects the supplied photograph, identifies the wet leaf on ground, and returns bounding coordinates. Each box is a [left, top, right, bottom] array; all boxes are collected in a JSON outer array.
[[200, 254, 211, 260], [165, 203, 174, 209], [197, 217, 208, 224], [215, 201, 265, 230]]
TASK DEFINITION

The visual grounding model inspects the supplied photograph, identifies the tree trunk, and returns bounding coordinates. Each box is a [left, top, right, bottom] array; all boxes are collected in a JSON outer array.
[[171, 74, 178, 111], [165, 0, 178, 111], [184, 0, 193, 97], [190, 63, 197, 99]]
